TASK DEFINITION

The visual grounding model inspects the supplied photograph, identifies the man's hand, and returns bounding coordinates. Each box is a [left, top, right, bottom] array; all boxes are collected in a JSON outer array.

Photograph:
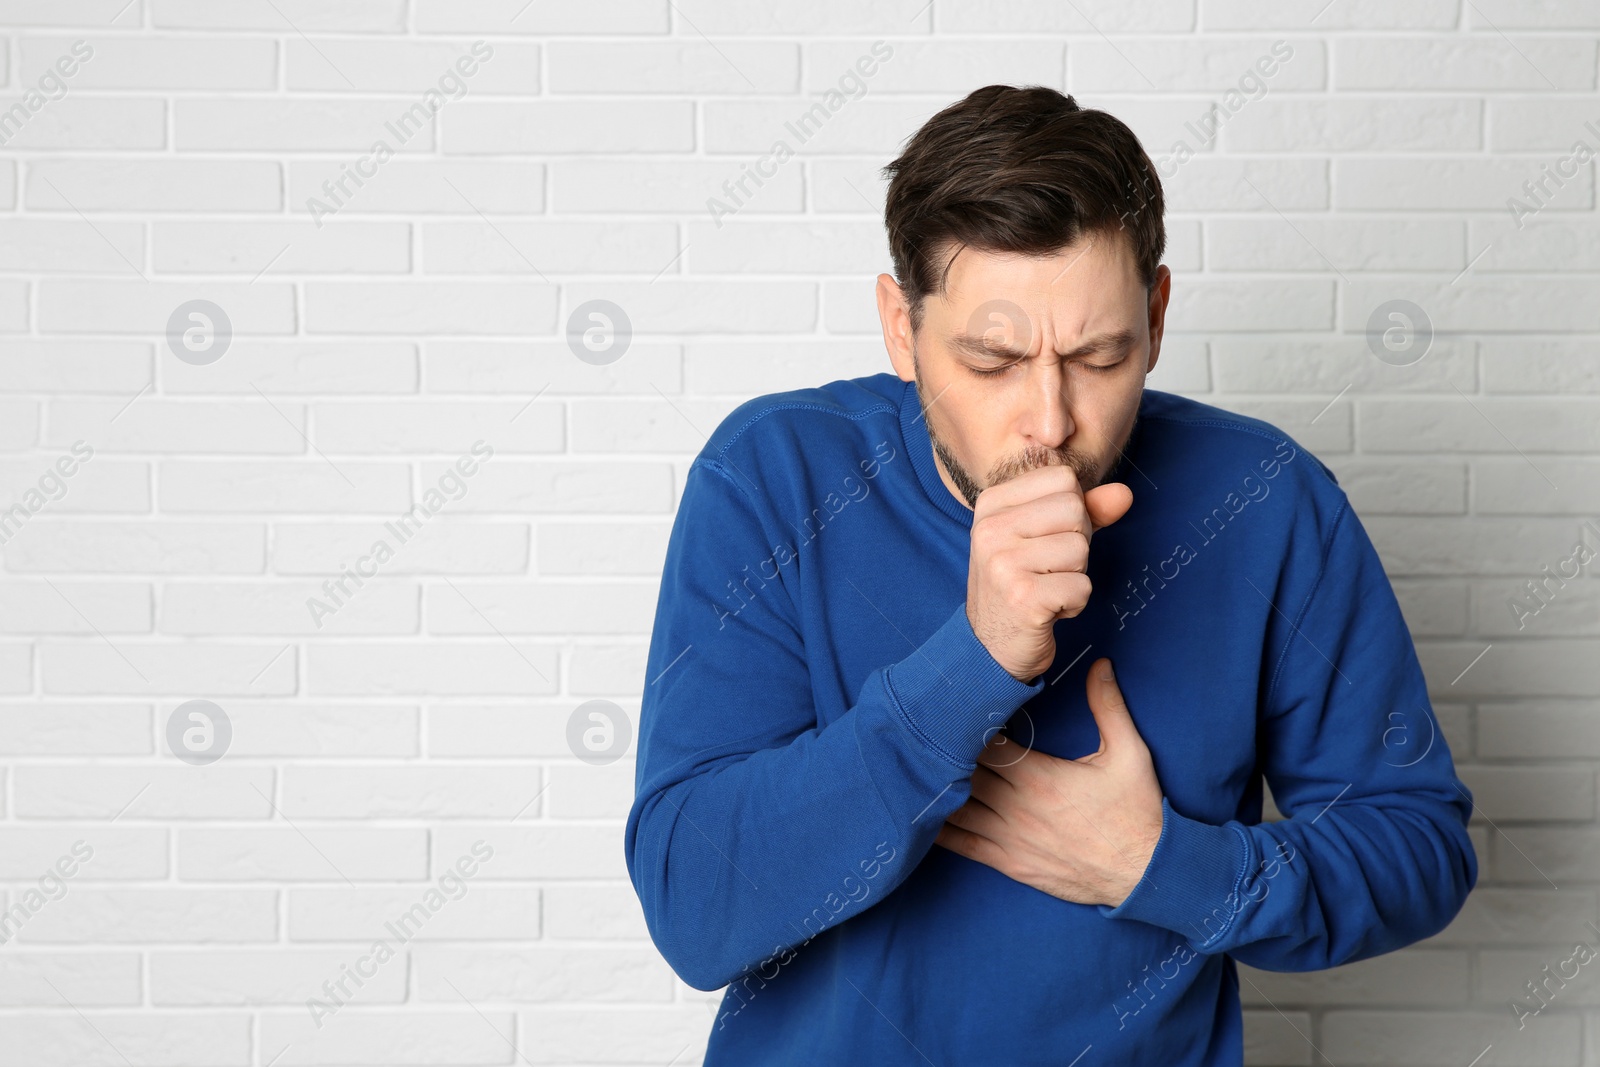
[[934, 658, 1165, 908], [966, 465, 1133, 683]]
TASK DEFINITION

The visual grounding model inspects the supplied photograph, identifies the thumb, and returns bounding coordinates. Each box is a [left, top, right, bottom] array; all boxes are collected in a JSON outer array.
[[1084, 481, 1133, 535], [1080, 657, 1141, 760]]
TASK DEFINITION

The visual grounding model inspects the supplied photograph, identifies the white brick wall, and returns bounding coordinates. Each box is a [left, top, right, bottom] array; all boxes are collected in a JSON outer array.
[[0, 1, 1596, 1063]]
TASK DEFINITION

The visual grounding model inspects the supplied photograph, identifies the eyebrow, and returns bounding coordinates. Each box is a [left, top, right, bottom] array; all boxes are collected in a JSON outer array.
[[948, 327, 1138, 363]]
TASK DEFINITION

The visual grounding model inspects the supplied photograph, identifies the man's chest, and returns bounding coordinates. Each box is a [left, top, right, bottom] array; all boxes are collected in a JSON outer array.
[[793, 505, 1282, 824]]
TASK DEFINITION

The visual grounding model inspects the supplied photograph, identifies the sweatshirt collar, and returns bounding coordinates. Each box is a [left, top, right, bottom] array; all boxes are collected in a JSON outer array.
[[900, 377, 980, 528]]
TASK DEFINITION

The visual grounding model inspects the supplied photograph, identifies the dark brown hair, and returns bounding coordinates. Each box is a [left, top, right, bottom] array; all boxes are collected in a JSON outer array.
[[881, 84, 1166, 335]]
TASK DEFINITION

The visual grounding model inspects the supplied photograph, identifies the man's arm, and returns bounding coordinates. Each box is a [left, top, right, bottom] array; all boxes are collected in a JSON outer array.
[[625, 456, 1043, 991], [1098, 492, 1478, 970]]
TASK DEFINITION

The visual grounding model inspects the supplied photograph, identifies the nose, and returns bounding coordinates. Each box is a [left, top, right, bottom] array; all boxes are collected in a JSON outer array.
[[1023, 359, 1074, 450]]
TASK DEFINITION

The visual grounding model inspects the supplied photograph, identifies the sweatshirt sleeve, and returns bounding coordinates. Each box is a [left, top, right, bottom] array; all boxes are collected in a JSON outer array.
[[1098, 491, 1479, 971], [625, 456, 1043, 991]]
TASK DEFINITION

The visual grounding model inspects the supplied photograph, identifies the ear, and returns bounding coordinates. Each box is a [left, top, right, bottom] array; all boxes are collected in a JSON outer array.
[[1144, 263, 1171, 376], [877, 273, 916, 384]]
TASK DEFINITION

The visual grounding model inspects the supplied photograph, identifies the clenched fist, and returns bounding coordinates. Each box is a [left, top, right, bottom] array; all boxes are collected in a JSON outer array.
[[966, 465, 1133, 683]]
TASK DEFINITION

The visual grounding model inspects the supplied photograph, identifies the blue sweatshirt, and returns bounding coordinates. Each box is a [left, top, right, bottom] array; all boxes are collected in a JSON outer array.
[[625, 371, 1477, 1066]]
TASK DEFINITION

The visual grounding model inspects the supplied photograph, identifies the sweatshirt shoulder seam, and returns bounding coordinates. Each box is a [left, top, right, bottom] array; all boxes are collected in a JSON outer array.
[[715, 398, 899, 457], [685, 455, 805, 633], [1138, 412, 1339, 489], [1264, 494, 1353, 712]]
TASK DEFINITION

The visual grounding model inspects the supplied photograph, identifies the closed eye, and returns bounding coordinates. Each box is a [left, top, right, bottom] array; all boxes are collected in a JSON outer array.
[[967, 360, 1120, 378]]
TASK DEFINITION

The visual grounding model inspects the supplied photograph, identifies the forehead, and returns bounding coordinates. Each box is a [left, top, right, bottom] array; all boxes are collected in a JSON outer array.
[[935, 230, 1142, 319], [934, 230, 1145, 347]]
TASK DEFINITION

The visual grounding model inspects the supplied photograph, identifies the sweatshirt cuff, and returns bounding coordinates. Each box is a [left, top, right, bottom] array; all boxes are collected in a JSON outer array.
[[1098, 796, 1250, 947], [882, 603, 1044, 769]]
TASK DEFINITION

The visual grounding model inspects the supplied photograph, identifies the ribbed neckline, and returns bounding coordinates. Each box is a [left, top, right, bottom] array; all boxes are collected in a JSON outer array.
[[898, 377, 978, 528]]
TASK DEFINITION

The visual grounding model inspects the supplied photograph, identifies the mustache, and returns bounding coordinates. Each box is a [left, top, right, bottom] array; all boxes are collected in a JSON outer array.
[[989, 445, 1091, 486]]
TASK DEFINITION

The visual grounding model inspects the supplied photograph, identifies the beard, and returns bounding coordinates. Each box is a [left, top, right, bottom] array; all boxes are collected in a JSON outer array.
[[913, 354, 1133, 510]]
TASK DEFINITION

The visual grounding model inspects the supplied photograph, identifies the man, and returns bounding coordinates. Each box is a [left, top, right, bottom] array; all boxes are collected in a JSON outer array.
[[624, 84, 1476, 1065]]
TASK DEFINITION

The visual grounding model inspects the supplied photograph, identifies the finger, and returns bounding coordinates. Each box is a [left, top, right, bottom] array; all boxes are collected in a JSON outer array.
[[934, 821, 1000, 867], [990, 488, 1092, 541], [976, 734, 1033, 780], [973, 464, 1083, 519], [967, 761, 1015, 801], [1083, 481, 1134, 533], [944, 796, 1007, 840], [996, 529, 1091, 576], [1078, 658, 1138, 760]]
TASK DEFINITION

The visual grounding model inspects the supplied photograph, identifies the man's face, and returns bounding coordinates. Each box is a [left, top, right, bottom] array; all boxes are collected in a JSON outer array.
[[878, 231, 1171, 509]]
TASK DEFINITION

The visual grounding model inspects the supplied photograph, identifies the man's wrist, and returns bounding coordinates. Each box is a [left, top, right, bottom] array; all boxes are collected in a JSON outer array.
[[1106, 805, 1165, 907]]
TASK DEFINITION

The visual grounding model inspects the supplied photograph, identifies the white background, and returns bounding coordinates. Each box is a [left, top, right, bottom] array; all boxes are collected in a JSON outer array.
[[1, 0, 1598, 1064]]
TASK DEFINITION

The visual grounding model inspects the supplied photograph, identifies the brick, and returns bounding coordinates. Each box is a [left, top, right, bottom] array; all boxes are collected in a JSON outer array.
[[280, 766, 543, 818], [0, 97, 165, 150], [569, 397, 743, 453], [0, 703, 150, 754], [421, 220, 681, 274], [0, 220, 145, 273], [0, 1013, 251, 1066], [425, 340, 683, 395], [19, 36, 276, 89], [1227, 98, 1481, 152], [0, 951, 141, 1005], [426, 580, 658, 634], [415, 945, 672, 1001], [0, 827, 166, 879], [312, 400, 562, 452], [26, 160, 282, 212], [0, 0, 147, 25], [1, 522, 263, 574], [446, 100, 694, 154], [306, 282, 557, 335], [413, 0, 668, 34], [47, 400, 307, 454], [154, 0, 406, 31], [285, 39, 539, 93], [1336, 158, 1593, 211], [13, 765, 274, 819], [804, 40, 1059, 94], [1070, 37, 1323, 92], [1468, 0, 1600, 27], [550, 41, 799, 93], [1324, 1010, 1578, 1064], [37, 281, 295, 335], [161, 580, 419, 635], [288, 885, 541, 940], [158, 462, 412, 514], [176, 98, 437, 152], [177, 828, 427, 881], [152, 221, 411, 274], [289, 160, 544, 215], [554, 160, 802, 214], [1202, 0, 1459, 29], [150, 948, 406, 1005], [0, 580, 150, 634], [943, 0, 1193, 32], [260, 1011, 513, 1066], [163, 341, 418, 395], [273, 520, 528, 575], [1212, 338, 1474, 391], [1336, 37, 1596, 90], [306, 642, 559, 696], [13, 888, 277, 943], [39, 641, 295, 696]]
